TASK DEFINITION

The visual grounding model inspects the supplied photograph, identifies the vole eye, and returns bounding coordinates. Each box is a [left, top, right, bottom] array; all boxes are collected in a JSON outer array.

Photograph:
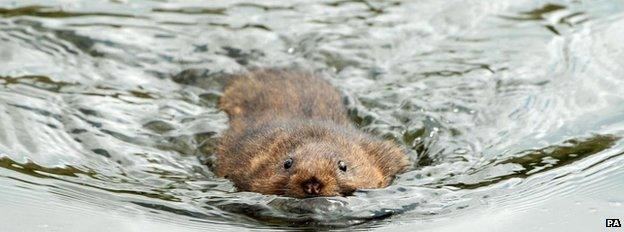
[[338, 161, 347, 172], [283, 158, 293, 169]]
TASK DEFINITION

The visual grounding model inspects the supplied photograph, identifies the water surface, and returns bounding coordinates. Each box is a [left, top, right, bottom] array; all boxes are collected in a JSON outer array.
[[1, 0, 623, 231]]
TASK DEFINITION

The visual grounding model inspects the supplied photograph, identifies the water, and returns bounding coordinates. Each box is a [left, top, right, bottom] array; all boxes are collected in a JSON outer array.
[[1, 0, 623, 231]]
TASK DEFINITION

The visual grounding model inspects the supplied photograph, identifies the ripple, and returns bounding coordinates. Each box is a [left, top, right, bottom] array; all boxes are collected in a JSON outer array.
[[441, 134, 619, 189], [0, 5, 141, 18]]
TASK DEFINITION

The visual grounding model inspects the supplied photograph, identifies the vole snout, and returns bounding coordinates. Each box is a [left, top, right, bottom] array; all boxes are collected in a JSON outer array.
[[301, 177, 323, 196]]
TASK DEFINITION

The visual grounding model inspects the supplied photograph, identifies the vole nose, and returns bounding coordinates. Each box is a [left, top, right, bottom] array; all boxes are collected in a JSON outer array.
[[301, 178, 323, 196]]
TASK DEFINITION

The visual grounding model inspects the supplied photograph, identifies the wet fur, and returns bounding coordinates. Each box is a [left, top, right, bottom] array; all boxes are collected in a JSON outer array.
[[216, 70, 409, 198]]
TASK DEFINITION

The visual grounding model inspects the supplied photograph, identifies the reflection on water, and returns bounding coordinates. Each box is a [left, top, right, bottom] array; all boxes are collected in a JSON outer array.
[[443, 134, 619, 189], [1, 0, 624, 231]]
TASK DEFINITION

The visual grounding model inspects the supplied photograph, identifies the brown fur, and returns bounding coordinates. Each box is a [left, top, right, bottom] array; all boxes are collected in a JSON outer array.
[[215, 69, 409, 198]]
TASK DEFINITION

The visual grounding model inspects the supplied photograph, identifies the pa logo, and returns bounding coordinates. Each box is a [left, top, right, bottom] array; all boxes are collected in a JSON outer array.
[[606, 219, 621, 227]]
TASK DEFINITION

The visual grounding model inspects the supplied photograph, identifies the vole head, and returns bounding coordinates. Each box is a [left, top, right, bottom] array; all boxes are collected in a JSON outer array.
[[261, 139, 408, 198]]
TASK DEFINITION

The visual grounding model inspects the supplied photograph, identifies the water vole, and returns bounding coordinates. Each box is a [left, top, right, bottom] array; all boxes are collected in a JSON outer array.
[[215, 70, 409, 198]]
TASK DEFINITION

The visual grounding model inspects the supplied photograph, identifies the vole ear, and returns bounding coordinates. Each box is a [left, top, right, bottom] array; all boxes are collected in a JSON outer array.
[[360, 138, 410, 184]]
